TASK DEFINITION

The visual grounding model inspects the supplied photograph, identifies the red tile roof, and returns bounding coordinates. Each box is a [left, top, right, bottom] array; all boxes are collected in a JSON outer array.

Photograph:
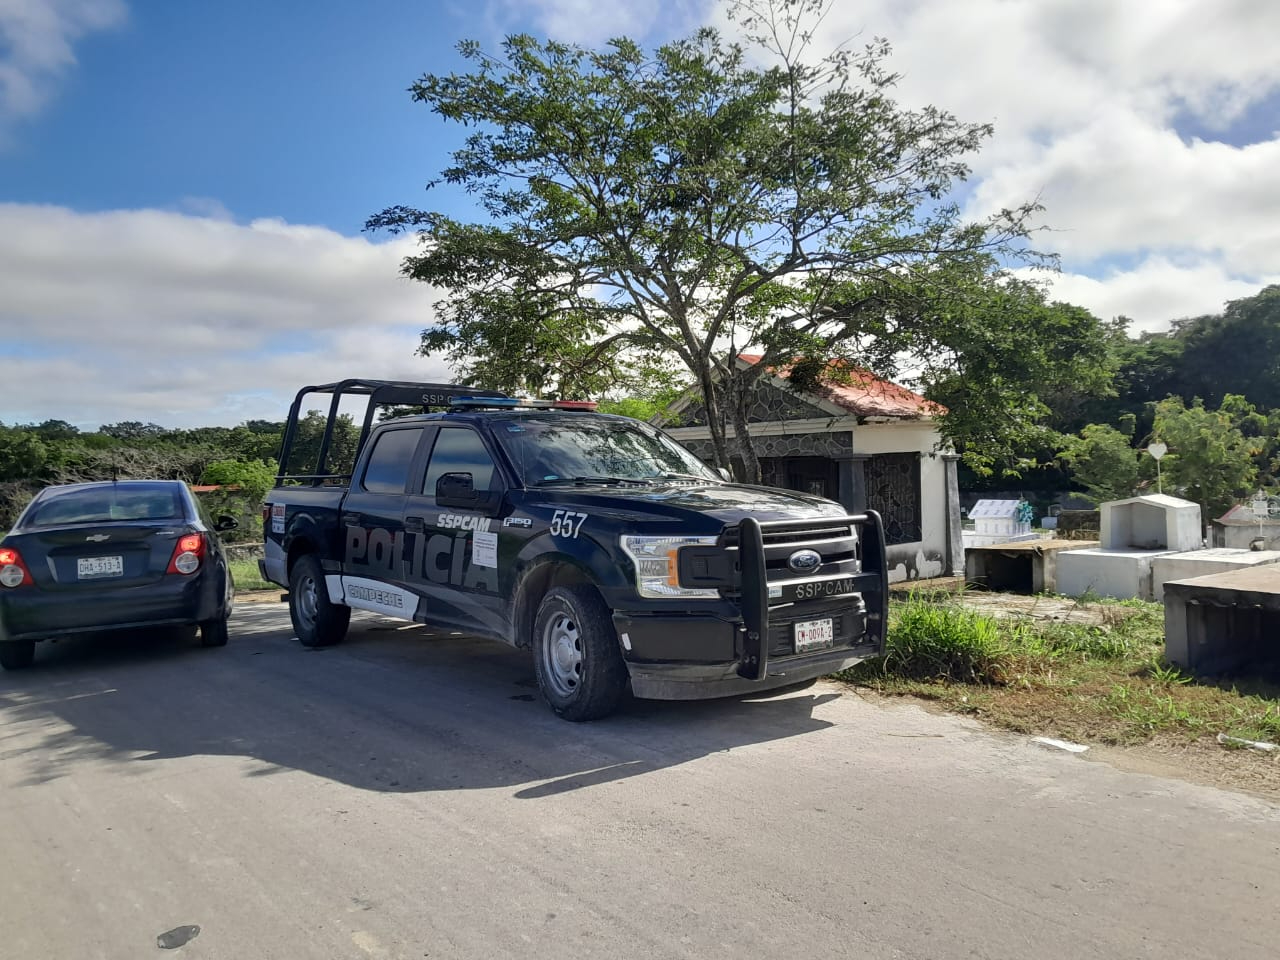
[[737, 354, 944, 418]]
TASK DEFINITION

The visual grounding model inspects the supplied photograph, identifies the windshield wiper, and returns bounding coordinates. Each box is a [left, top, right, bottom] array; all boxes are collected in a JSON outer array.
[[534, 476, 655, 487], [659, 472, 714, 482]]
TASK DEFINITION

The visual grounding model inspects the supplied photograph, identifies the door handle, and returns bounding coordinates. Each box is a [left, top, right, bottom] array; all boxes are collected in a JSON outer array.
[[405, 516, 425, 533], [344, 514, 364, 527]]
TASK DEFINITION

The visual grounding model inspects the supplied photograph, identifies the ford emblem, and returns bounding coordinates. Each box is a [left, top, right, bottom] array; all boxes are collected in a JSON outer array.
[[787, 549, 822, 573]]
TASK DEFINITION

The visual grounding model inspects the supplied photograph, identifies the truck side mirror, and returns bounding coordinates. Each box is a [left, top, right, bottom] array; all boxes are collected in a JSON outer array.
[[436, 472, 477, 505]]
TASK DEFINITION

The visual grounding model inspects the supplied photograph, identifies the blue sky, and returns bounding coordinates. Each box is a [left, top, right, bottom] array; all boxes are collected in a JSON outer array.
[[2, 2, 504, 231], [2, 0, 1279, 429]]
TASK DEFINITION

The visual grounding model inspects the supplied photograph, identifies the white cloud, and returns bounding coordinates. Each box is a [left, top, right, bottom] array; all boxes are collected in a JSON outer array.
[[1044, 258, 1280, 334], [703, 0, 1280, 330], [0, 204, 452, 429], [0, 0, 125, 140]]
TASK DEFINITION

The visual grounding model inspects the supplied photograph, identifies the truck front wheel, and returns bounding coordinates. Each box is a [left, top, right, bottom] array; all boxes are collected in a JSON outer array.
[[289, 554, 350, 648], [533, 585, 628, 721]]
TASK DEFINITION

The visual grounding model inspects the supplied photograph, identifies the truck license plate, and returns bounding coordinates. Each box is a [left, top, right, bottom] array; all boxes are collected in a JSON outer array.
[[794, 618, 834, 653], [78, 556, 123, 579]]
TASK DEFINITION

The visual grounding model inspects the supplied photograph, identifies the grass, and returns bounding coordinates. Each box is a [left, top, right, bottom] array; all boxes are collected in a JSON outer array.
[[228, 557, 273, 592], [840, 592, 1280, 749]]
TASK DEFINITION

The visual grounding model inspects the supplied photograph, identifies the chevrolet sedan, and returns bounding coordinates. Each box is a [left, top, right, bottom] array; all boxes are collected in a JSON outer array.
[[0, 480, 237, 669]]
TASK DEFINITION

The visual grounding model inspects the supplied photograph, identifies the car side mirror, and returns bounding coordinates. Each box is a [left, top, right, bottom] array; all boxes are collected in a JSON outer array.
[[437, 472, 503, 516], [437, 472, 478, 506], [215, 515, 239, 532], [717, 467, 732, 482]]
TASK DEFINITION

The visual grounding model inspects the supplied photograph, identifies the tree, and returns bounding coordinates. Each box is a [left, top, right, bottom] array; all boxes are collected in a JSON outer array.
[[368, 0, 1104, 480], [31, 419, 80, 442], [283, 411, 360, 479], [199, 459, 279, 540], [1176, 286, 1280, 412], [1057, 423, 1139, 505], [99, 421, 167, 441], [0, 428, 57, 483], [1153, 395, 1261, 518]]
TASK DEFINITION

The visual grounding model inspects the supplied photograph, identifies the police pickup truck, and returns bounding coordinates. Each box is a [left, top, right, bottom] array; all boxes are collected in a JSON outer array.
[[261, 380, 888, 721]]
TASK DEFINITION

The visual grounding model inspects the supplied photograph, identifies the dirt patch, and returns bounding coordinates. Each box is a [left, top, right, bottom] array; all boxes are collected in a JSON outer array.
[[235, 590, 282, 604], [1088, 737, 1280, 803], [853, 685, 1280, 802]]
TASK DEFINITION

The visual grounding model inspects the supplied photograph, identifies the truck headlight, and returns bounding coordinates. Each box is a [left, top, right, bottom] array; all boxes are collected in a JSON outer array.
[[620, 535, 721, 599]]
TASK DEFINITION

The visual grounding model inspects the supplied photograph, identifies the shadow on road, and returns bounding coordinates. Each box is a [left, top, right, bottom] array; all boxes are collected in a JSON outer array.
[[0, 608, 845, 798]]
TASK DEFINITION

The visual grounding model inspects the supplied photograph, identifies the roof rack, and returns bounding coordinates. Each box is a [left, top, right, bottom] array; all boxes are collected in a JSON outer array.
[[449, 397, 599, 412], [277, 379, 509, 485]]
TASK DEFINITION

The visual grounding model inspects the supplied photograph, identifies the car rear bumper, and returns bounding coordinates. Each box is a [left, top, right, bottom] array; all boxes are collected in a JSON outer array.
[[0, 573, 227, 642]]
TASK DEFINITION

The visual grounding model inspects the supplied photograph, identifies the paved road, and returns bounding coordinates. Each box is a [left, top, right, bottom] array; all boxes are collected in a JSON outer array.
[[2, 604, 1279, 960]]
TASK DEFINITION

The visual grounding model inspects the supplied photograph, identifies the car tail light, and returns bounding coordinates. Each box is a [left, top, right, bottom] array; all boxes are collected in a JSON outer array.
[[0, 546, 33, 588], [166, 533, 206, 575]]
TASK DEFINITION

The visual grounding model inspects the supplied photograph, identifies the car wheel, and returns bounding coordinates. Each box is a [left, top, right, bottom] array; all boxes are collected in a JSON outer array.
[[0, 640, 36, 671], [199, 617, 229, 648], [532, 584, 628, 721], [289, 553, 350, 648]]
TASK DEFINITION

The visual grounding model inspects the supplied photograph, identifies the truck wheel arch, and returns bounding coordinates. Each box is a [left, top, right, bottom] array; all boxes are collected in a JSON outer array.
[[511, 559, 601, 649], [286, 537, 318, 578]]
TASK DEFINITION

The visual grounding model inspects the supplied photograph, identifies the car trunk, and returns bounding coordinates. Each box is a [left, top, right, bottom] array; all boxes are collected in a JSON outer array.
[[10, 521, 191, 590]]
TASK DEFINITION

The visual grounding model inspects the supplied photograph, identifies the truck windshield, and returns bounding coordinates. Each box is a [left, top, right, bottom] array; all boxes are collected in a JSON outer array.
[[492, 416, 720, 486]]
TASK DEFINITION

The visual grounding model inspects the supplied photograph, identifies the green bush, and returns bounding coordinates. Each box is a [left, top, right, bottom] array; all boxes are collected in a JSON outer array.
[[878, 598, 1016, 684]]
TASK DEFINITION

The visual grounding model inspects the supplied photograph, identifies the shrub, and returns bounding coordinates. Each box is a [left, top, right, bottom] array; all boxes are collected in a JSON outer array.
[[879, 598, 1015, 684]]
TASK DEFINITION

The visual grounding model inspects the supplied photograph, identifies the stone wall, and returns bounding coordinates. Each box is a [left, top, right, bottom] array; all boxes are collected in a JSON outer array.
[[677, 432, 851, 466], [670, 379, 833, 428]]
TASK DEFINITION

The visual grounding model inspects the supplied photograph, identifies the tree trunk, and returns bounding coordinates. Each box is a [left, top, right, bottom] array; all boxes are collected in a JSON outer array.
[[725, 372, 762, 484], [697, 363, 731, 472]]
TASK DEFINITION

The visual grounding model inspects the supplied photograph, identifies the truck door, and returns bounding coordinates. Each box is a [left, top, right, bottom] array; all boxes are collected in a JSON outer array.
[[339, 424, 428, 620], [402, 425, 510, 637]]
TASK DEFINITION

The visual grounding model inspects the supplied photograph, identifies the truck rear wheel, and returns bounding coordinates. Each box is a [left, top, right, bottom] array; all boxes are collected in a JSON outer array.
[[533, 585, 628, 721], [289, 553, 350, 648]]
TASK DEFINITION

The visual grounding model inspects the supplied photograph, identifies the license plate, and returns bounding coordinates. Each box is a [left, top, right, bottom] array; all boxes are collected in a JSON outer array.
[[78, 556, 123, 579], [794, 618, 834, 653]]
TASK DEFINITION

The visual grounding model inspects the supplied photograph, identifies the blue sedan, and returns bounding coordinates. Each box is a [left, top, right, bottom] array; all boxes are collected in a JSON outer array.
[[0, 480, 237, 669]]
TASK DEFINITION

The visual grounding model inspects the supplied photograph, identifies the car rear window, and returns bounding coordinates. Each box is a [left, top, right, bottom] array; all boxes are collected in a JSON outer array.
[[26, 485, 185, 527]]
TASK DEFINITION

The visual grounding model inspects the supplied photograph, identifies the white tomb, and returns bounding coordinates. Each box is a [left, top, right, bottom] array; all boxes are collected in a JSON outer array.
[[963, 499, 1037, 549], [1058, 495, 1203, 601]]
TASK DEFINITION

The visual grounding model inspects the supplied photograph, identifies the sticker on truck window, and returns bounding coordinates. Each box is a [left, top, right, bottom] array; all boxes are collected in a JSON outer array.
[[271, 503, 285, 535]]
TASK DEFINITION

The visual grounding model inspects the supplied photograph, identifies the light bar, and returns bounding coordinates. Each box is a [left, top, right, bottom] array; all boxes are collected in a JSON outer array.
[[449, 397, 599, 411]]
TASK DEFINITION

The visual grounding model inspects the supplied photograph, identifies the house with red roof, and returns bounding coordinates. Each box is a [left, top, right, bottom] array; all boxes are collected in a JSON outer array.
[[658, 354, 963, 582]]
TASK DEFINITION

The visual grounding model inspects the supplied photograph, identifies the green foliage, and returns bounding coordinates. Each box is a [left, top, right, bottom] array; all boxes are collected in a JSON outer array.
[[281, 411, 360, 478], [369, 0, 1059, 480], [201, 459, 277, 501], [197, 459, 279, 542], [0, 428, 58, 483], [920, 290, 1122, 477], [0, 418, 290, 529], [1057, 423, 1139, 505], [227, 558, 272, 591], [873, 597, 1017, 684], [1153, 394, 1260, 517]]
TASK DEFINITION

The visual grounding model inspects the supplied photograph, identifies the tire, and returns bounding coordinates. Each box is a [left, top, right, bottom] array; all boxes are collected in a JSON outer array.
[[0, 640, 35, 671], [289, 553, 350, 648], [532, 584, 628, 722], [199, 617, 229, 648]]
